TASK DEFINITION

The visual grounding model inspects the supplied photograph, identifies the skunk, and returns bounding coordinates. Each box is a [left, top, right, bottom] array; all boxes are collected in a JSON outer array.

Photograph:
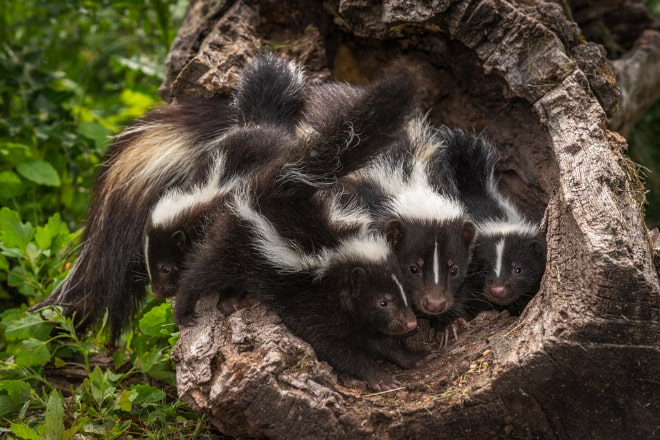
[[144, 155, 230, 299], [437, 127, 547, 318], [144, 54, 305, 298], [176, 72, 437, 390], [33, 53, 305, 342], [33, 96, 236, 342], [326, 116, 477, 318]]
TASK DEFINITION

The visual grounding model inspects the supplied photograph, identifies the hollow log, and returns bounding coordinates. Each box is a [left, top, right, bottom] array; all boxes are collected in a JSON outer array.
[[166, 1, 660, 438]]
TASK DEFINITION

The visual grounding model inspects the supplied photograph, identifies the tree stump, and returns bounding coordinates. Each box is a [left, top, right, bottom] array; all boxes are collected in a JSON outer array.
[[164, 1, 660, 438]]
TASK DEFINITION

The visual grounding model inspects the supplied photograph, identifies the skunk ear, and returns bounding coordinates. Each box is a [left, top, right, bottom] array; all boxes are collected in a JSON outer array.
[[462, 220, 477, 247], [172, 230, 187, 251], [529, 235, 547, 257], [384, 219, 404, 248], [350, 267, 367, 298]]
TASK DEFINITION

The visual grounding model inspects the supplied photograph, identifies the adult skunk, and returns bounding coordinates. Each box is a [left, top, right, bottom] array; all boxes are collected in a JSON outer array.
[[175, 72, 437, 390], [437, 128, 547, 318], [33, 53, 305, 342], [144, 54, 305, 299]]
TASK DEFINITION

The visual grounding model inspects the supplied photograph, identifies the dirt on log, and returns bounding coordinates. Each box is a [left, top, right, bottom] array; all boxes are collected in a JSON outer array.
[[164, 1, 660, 438]]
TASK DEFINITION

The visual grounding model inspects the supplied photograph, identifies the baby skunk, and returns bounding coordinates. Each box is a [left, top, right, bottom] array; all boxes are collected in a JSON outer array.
[[176, 72, 437, 390], [328, 116, 477, 319], [144, 54, 304, 298], [32, 94, 238, 342], [144, 157, 229, 299], [438, 127, 547, 318]]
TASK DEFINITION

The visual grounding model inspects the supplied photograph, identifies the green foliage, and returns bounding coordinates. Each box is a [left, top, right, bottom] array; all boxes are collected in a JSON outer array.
[[0, 0, 221, 438], [0, 304, 196, 438]]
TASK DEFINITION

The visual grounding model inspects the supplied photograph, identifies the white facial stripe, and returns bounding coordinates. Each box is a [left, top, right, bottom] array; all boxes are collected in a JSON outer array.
[[391, 274, 408, 307], [494, 238, 505, 277], [144, 234, 152, 282], [433, 238, 439, 285]]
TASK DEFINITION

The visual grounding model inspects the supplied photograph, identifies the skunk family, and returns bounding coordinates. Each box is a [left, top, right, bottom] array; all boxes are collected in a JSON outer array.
[[144, 54, 305, 298], [326, 116, 477, 319], [175, 70, 437, 390], [438, 128, 547, 318]]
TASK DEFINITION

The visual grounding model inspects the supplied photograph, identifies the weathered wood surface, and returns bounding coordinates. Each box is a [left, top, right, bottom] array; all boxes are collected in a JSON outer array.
[[167, 1, 660, 438]]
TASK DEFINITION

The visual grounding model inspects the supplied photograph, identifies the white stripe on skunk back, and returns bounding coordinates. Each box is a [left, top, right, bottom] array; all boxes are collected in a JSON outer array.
[[231, 188, 391, 275]]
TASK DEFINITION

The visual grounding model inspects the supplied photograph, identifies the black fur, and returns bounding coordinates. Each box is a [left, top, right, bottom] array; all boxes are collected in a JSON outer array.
[[328, 120, 478, 318], [32, 96, 238, 342], [175, 73, 435, 390], [436, 127, 547, 319]]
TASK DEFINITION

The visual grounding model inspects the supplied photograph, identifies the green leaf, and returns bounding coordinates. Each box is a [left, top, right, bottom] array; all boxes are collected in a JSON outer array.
[[10, 423, 41, 440], [0, 207, 35, 249], [0, 170, 25, 199], [34, 213, 64, 250], [77, 121, 112, 151], [138, 302, 174, 337], [5, 312, 57, 342], [130, 384, 166, 405], [44, 390, 65, 440], [117, 389, 133, 412], [0, 142, 32, 166], [13, 338, 52, 368], [16, 159, 61, 187], [0, 381, 32, 417]]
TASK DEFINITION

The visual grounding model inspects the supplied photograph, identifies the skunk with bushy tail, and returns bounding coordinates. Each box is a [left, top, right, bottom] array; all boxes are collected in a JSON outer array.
[[437, 127, 547, 317], [144, 54, 306, 299], [33, 53, 306, 342], [175, 69, 438, 390]]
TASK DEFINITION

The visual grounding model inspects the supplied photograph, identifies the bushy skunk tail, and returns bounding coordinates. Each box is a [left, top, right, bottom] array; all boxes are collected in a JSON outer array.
[[33, 54, 308, 342]]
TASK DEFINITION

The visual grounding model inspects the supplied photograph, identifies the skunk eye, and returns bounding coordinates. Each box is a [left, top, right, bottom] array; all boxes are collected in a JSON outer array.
[[379, 300, 389, 308], [409, 265, 420, 275], [450, 266, 459, 276], [514, 267, 522, 274], [160, 265, 171, 274]]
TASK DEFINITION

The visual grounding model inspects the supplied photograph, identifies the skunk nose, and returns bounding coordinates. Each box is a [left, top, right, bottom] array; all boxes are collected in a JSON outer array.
[[406, 320, 417, 332], [490, 286, 506, 298], [423, 297, 447, 314]]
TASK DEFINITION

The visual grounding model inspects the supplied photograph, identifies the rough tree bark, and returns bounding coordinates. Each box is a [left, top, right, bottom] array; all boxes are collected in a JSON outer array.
[[163, 1, 660, 438]]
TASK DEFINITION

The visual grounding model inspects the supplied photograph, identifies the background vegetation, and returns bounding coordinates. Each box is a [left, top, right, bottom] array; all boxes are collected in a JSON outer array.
[[0, 0, 658, 439], [0, 1, 221, 438]]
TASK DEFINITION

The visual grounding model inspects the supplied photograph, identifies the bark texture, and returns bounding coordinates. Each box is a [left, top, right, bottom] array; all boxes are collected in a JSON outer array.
[[166, 1, 660, 438]]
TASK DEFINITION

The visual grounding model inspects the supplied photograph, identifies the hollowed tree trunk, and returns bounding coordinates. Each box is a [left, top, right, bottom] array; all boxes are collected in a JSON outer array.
[[163, 1, 660, 438]]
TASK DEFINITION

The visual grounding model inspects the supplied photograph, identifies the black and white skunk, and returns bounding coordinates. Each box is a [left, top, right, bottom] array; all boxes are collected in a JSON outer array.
[[326, 116, 477, 318], [33, 96, 236, 342], [143, 155, 230, 299], [33, 53, 305, 342], [175, 72, 437, 390], [144, 54, 305, 299], [437, 128, 547, 318]]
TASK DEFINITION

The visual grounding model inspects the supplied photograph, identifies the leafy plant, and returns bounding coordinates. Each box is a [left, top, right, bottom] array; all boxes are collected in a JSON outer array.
[[0, 0, 221, 438]]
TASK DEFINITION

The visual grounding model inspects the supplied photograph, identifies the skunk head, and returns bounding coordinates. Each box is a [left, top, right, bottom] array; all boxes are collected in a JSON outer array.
[[333, 242, 417, 336], [144, 226, 189, 299], [383, 187, 476, 315], [473, 221, 546, 306], [385, 217, 476, 315]]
